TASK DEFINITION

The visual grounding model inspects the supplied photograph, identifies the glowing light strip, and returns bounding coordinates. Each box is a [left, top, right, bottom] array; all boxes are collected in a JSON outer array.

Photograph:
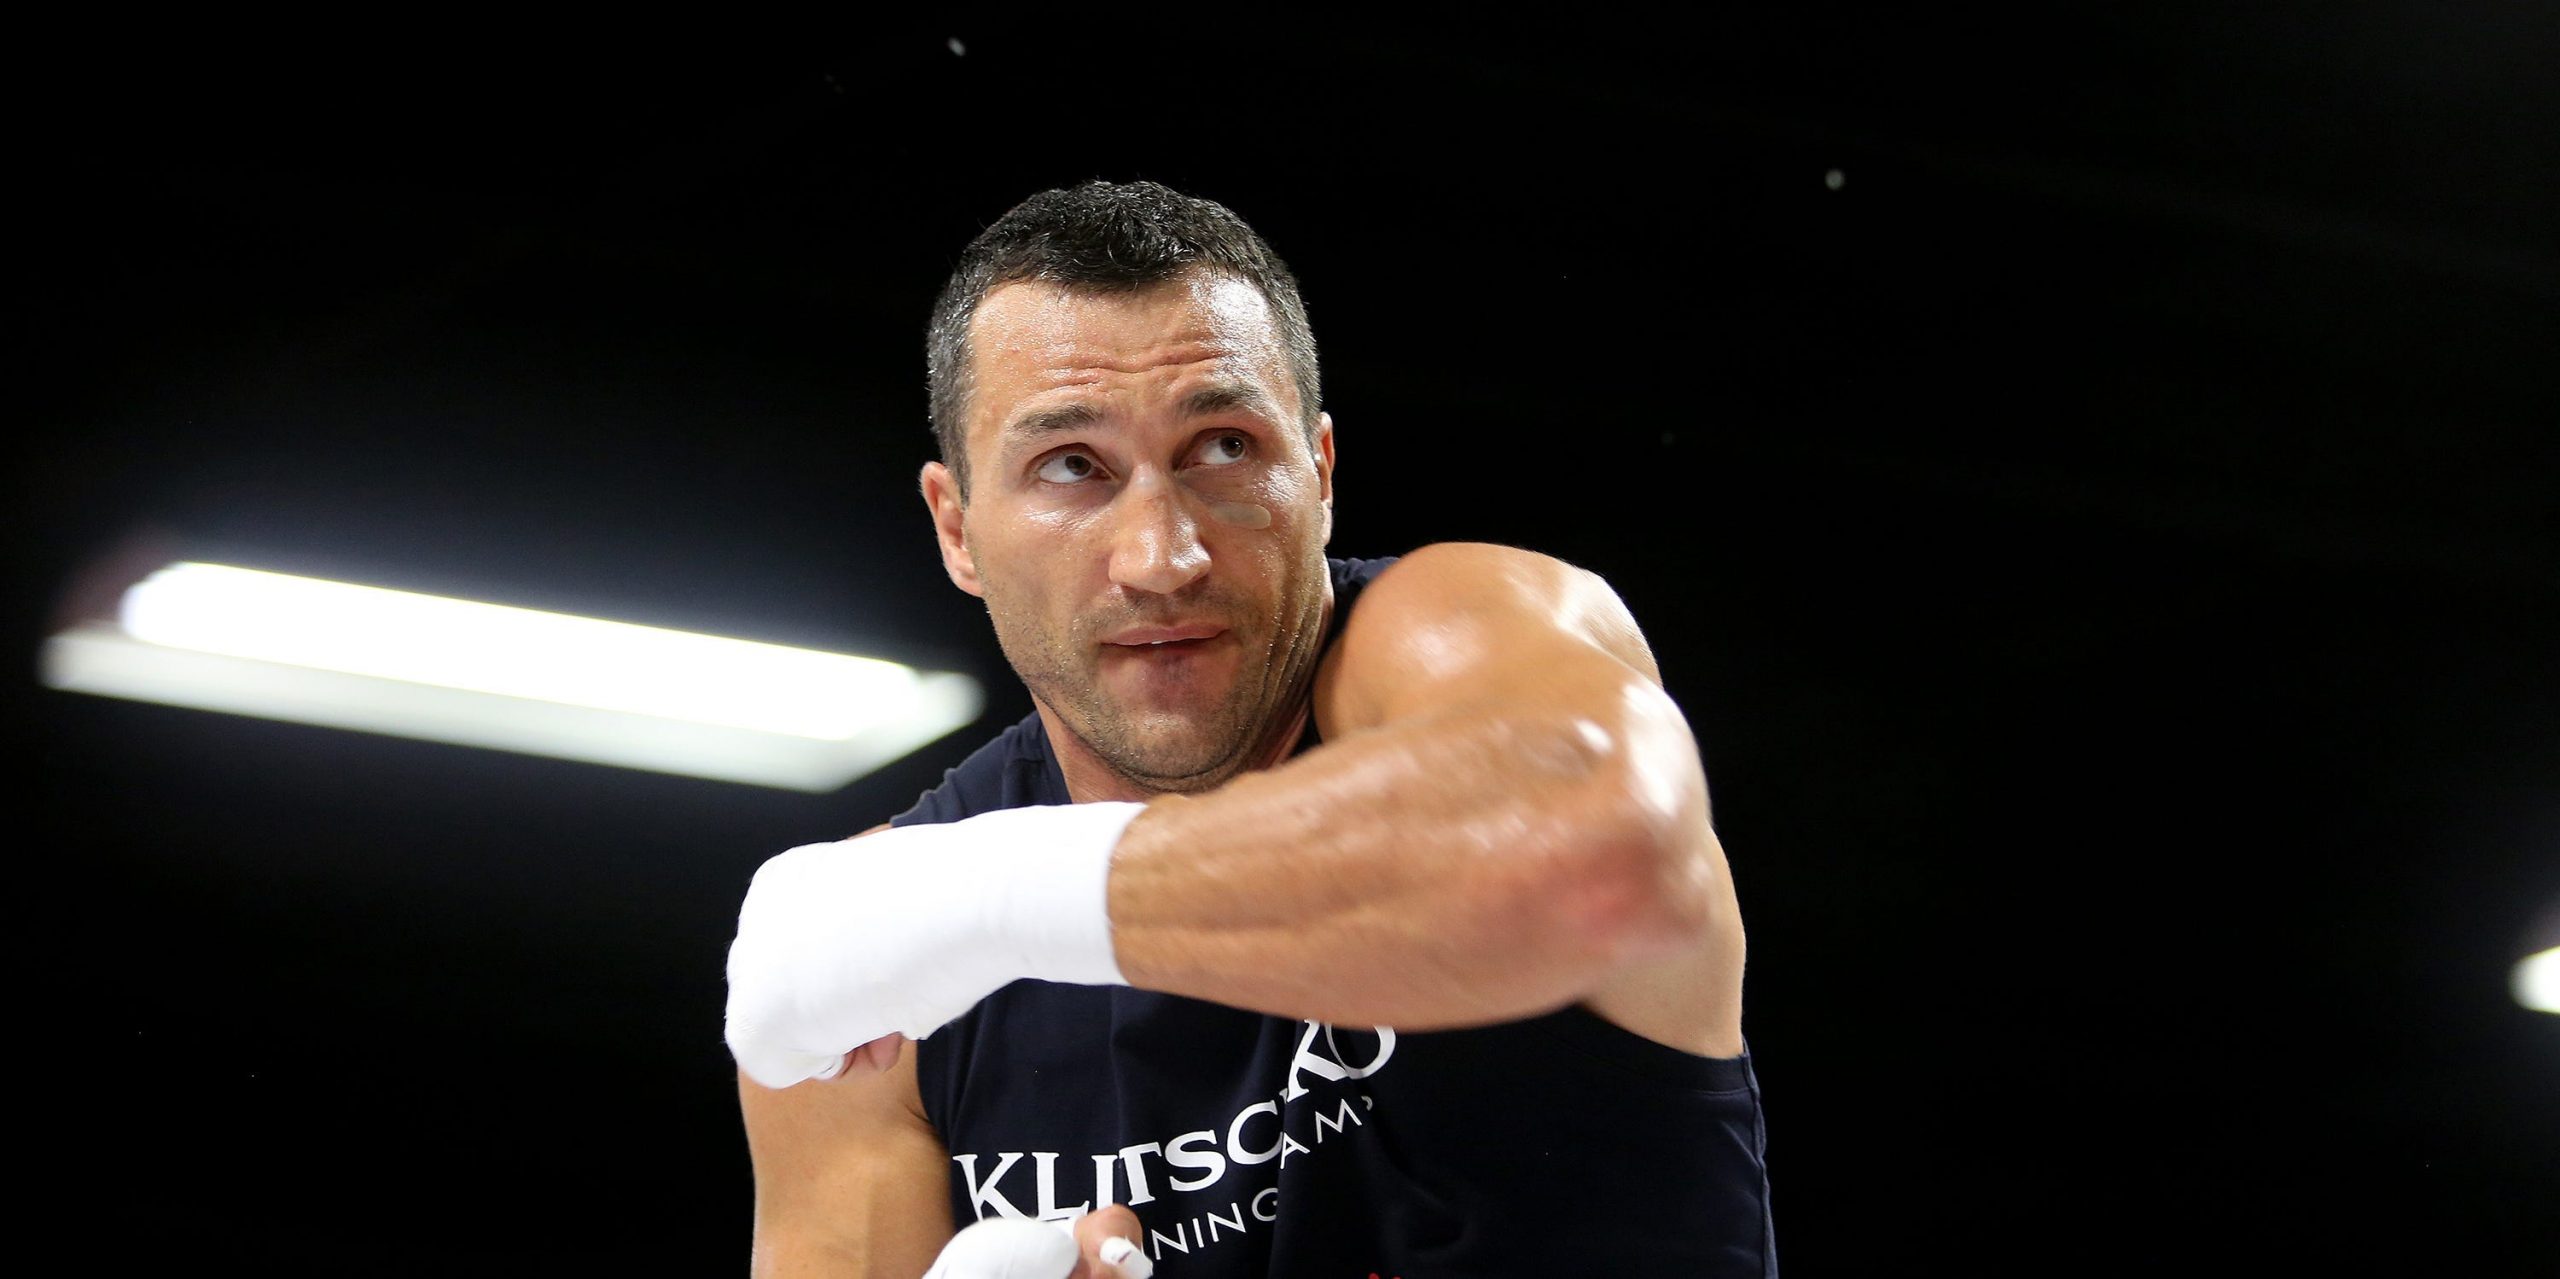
[[2516, 946, 2560, 1015], [40, 562, 981, 792]]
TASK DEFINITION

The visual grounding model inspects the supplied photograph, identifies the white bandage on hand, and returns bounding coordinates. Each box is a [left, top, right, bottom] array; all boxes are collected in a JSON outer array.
[[724, 801, 1146, 1089], [920, 1219, 1080, 1279], [921, 1215, 1153, 1279]]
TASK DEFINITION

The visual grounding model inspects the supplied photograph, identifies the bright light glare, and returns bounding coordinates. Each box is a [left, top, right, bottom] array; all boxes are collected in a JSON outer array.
[[2516, 947, 2560, 1015], [42, 562, 981, 792]]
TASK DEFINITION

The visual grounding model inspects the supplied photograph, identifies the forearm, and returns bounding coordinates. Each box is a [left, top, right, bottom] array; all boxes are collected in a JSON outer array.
[[723, 547, 1739, 1083], [1106, 673, 1718, 1029]]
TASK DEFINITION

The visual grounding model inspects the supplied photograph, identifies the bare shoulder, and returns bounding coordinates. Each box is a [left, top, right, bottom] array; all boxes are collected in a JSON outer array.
[[1318, 543, 1664, 734]]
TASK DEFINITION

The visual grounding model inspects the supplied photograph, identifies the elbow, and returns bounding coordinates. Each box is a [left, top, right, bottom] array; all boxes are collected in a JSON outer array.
[[1522, 686, 1722, 965], [1556, 796, 1718, 971]]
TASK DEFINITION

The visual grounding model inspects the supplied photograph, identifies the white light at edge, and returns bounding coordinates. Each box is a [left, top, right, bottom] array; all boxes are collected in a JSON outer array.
[[2516, 947, 2560, 1015], [40, 562, 981, 791]]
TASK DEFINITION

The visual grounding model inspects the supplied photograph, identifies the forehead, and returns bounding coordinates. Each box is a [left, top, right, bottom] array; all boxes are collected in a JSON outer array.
[[963, 272, 1294, 429]]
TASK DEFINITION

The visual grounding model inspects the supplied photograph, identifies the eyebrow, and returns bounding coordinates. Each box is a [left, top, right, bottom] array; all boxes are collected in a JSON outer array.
[[1003, 402, 1105, 442], [999, 383, 1286, 444], [1179, 383, 1287, 423]]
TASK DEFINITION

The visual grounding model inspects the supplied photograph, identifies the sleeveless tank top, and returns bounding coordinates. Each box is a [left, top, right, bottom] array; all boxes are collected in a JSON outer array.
[[891, 556, 1778, 1275]]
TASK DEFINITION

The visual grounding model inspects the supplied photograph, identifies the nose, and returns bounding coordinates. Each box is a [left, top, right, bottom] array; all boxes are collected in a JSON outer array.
[[1106, 473, 1211, 596]]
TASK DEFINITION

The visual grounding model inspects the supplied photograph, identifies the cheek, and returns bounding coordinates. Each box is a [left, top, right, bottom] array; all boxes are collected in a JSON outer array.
[[1249, 465, 1329, 540], [974, 509, 1105, 615], [1197, 462, 1314, 532], [1206, 499, 1273, 530], [972, 503, 1112, 590], [1019, 499, 1115, 542]]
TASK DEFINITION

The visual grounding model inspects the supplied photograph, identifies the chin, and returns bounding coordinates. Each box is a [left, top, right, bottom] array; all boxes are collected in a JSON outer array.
[[1103, 723, 1257, 791], [1114, 737, 1236, 786]]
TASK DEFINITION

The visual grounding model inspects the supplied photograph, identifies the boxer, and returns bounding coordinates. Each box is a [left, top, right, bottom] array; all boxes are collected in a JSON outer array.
[[732, 181, 1773, 1276]]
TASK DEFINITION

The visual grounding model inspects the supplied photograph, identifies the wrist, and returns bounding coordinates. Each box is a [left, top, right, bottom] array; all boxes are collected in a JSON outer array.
[[976, 801, 1145, 987], [724, 799, 1149, 1088]]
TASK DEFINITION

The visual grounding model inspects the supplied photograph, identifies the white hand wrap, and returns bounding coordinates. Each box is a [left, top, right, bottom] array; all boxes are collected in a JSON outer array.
[[724, 801, 1145, 1089], [920, 1216, 1152, 1279], [919, 1219, 1080, 1279]]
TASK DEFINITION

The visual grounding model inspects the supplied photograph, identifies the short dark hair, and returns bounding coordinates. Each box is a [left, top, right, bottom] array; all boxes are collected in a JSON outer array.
[[925, 180, 1321, 496]]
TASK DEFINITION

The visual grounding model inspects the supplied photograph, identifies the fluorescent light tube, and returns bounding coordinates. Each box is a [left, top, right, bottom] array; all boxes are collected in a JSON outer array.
[[2517, 946, 2560, 1015], [41, 562, 981, 792]]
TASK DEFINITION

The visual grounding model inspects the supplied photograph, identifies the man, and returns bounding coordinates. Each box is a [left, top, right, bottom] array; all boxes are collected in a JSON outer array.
[[729, 181, 1774, 1276]]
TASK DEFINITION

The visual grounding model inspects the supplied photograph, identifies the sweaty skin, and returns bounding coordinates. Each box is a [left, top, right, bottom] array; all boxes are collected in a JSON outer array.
[[739, 270, 1746, 1277], [1205, 500, 1272, 530]]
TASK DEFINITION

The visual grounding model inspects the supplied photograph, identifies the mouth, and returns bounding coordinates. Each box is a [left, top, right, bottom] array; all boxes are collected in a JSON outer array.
[[1103, 623, 1227, 648], [1100, 623, 1230, 661]]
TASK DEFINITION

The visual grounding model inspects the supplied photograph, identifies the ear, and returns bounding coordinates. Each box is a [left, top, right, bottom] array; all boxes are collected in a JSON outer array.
[[920, 461, 984, 597], [1312, 411, 1336, 547]]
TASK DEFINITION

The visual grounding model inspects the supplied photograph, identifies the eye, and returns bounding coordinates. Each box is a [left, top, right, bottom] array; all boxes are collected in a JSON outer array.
[[1193, 432, 1251, 467], [1035, 450, 1103, 484]]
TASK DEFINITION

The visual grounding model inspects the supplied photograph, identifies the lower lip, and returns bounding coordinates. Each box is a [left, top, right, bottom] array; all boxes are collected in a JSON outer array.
[[1108, 637, 1218, 657], [1102, 632, 1238, 670]]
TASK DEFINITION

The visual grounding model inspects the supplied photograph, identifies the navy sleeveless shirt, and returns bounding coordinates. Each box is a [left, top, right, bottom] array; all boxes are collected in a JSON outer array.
[[890, 556, 1777, 1275]]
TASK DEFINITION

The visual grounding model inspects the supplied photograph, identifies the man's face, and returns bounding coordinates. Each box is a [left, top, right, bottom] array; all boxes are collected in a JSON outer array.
[[922, 271, 1336, 792]]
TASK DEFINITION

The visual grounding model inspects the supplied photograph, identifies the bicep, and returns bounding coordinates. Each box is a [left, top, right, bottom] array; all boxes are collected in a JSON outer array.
[[741, 1010, 953, 1276]]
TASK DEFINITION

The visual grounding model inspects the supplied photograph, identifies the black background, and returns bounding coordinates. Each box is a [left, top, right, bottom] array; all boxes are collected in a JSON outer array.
[[16, 11, 2558, 1274]]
